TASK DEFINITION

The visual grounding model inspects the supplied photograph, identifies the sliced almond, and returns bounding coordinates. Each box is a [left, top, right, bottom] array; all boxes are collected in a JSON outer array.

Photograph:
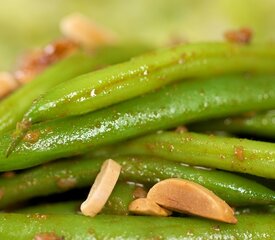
[[129, 198, 172, 217], [60, 13, 117, 49], [147, 178, 237, 224], [0, 72, 18, 98], [80, 159, 121, 217]]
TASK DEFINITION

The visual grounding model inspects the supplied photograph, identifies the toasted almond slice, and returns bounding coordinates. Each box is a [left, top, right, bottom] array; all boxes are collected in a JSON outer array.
[[80, 159, 121, 217], [0, 72, 18, 98], [147, 178, 237, 224], [60, 13, 117, 49], [129, 198, 172, 217]]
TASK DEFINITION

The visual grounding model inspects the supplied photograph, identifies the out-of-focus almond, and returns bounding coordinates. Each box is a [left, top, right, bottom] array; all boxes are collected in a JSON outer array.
[[0, 72, 18, 98], [60, 13, 117, 49]]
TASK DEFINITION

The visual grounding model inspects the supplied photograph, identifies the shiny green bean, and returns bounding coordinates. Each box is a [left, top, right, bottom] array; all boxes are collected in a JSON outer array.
[[14, 182, 138, 215], [92, 131, 275, 178], [18, 201, 274, 216], [0, 45, 148, 135], [235, 205, 275, 215], [3, 74, 275, 170], [0, 156, 274, 208], [22, 42, 275, 124], [188, 110, 275, 139], [0, 213, 274, 239], [0, 52, 93, 134]]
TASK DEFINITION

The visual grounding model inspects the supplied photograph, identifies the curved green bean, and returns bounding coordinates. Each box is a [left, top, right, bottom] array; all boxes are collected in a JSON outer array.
[[3, 74, 275, 170], [117, 156, 275, 206], [1, 44, 148, 135], [0, 52, 92, 135], [0, 213, 274, 239], [15, 182, 138, 215], [22, 42, 275, 124], [188, 110, 275, 139], [0, 156, 274, 208], [92, 131, 275, 178], [4, 45, 150, 155]]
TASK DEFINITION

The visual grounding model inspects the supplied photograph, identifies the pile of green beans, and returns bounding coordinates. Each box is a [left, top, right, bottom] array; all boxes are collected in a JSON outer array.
[[7, 42, 275, 154], [1, 74, 275, 170], [0, 41, 275, 239]]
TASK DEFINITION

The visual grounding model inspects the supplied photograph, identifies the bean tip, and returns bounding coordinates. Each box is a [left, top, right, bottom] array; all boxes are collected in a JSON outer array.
[[5, 120, 32, 157]]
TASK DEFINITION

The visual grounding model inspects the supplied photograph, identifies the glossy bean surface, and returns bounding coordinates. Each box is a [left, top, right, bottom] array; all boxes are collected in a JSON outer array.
[[3, 74, 275, 170], [0, 156, 274, 207], [23, 42, 275, 124], [93, 131, 275, 178], [0, 45, 148, 134], [14, 182, 137, 215], [189, 110, 275, 139], [0, 52, 92, 134], [0, 213, 274, 239]]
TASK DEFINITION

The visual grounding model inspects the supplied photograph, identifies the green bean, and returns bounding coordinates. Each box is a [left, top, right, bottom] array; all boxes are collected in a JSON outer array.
[[15, 182, 137, 215], [0, 213, 274, 239], [15, 201, 80, 214], [117, 156, 275, 206], [0, 157, 137, 211], [188, 110, 275, 139], [3, 45, 150, 155], [0, 45, 148, 135], [0, 156, 274, 207], [101, 182, 139, 215], [235, 205, 275, 215], [0, 52, 99, 134], [18, 201, 275, 216], [3, 74, 275, 170], [21, 42, 275, 125], [0, 156, 100, 209], [92, 131, 275, 178]]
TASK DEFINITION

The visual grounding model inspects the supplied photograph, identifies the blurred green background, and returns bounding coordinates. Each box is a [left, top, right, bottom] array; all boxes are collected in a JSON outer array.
[[1, 0, 275, 69]]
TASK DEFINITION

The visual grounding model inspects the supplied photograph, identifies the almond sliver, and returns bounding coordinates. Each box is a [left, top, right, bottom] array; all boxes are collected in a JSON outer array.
[[80, 159, 121, 217], [129, 198, 171, 217]]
